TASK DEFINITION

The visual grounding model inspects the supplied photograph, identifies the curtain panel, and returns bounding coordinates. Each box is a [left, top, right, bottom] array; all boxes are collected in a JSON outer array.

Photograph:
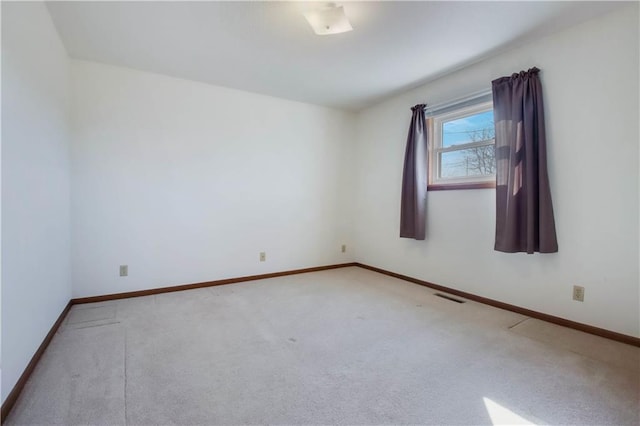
[[492, 68, 558, 253], [400, 104, 428, 240]]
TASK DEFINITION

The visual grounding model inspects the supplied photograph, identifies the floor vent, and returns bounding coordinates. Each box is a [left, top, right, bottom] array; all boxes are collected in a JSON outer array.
[[434, 293, 465, 303]]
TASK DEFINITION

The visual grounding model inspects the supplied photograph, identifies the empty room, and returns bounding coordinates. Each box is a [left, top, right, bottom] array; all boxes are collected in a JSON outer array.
[[2, 1, 639, 425]]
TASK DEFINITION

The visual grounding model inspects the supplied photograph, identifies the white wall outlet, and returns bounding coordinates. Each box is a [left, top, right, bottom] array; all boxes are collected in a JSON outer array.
[[341, 244, 346, 253], [572, 285, 584, 302], [119, 265, 128, 277], [259, 252, 266, 262]]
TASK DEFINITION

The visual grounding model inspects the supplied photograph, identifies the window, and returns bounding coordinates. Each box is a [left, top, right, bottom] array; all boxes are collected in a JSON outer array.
[[428, 100, 496, 190]]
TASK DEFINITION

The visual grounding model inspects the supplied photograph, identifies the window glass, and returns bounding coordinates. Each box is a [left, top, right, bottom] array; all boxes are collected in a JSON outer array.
[[439, 145, 496, 178], [442, 110, 494, 147], [428, 101, 496, 189]]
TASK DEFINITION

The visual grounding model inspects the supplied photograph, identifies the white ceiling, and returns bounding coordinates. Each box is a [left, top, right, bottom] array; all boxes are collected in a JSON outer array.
[[47, 1, 624, 111]]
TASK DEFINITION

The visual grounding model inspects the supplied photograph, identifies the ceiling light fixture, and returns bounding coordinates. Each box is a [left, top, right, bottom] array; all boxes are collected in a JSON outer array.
[[304, 3, 353, 36]]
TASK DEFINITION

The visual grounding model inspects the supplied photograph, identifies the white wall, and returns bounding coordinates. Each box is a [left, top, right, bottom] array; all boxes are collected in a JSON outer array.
[[70, 61, 355, 298], [1, 2, 72, 402], [353, 5, 639, 337]]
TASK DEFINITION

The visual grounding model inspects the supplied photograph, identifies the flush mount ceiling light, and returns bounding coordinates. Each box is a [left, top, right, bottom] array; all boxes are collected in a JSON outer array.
[[304, 3, 353, 36]]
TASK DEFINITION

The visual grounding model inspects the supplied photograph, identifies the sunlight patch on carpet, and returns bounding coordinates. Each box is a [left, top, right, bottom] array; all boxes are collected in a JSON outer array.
[[483, 397, 537, 425]]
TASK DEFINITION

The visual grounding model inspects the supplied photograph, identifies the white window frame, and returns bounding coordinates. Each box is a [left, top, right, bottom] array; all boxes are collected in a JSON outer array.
[[428, 100, 496, 189]]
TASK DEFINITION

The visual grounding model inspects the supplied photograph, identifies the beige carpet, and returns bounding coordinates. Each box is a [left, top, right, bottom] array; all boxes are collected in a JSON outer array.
[[6, 267, 639, 425]]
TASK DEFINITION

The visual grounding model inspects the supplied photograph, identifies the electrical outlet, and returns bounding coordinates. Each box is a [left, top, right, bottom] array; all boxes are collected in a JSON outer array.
[[119, 265, 128, 277], [341, 244, 346, 253], [259, 252, 266, 262], [572, 285, 584, 302]]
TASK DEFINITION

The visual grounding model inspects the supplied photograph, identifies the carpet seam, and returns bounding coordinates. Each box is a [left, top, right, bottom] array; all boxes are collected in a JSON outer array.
[[508, 317, 531, 329]]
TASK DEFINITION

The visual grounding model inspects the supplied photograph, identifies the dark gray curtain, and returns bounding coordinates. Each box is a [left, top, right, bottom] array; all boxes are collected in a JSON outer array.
[[400, 104, 428, 240], [492, 68, 558, 253]]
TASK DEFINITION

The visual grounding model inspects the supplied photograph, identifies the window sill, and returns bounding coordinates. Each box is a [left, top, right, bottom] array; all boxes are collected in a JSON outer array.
[[428, 181, 496, 191]]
